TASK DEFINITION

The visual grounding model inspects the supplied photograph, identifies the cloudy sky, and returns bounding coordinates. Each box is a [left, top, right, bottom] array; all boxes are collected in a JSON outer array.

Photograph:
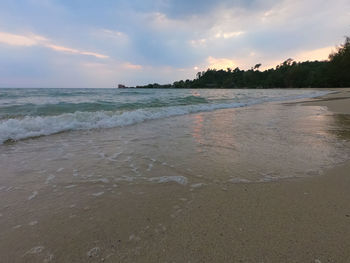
[[0, 0, 349, 88]]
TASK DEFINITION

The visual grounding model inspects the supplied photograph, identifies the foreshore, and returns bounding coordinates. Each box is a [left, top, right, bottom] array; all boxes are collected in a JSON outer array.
[[0, 89, 350, 262], [302, 88, 350, 114]]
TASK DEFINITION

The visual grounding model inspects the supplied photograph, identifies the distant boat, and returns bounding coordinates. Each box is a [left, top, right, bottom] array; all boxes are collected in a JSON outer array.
[[117, 84, 127, 88]]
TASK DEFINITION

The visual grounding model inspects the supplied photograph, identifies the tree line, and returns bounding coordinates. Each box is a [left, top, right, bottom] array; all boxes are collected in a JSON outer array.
[[130, 37, 350, 89]]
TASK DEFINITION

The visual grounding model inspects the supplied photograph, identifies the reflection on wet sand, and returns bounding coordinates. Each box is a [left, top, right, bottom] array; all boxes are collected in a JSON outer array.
[[330, 114, 350, 140], [192, 114, 204, 146]]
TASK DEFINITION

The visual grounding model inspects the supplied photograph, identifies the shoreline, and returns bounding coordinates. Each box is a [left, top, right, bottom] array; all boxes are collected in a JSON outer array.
[[301, 88, 350, 115], [0, 89, 350, 262]]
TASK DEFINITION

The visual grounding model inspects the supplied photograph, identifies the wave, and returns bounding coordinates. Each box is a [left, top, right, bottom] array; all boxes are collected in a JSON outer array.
[[0, 102, 244, 143], [0, 96, 209, 119], [118, 91, 153, 95], [0, 90, 329, 144]]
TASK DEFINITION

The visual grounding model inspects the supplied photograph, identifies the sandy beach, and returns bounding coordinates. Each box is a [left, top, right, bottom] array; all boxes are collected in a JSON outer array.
[[301, 88, 350, 115], [0, 89, 350, 262]]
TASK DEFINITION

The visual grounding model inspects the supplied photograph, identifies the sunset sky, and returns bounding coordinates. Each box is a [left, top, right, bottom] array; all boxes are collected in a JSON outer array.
[[0, 0, 349, 88]]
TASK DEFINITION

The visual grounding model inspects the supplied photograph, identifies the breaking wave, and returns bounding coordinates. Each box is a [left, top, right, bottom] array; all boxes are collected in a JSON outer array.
[[0, 89, 330, 144]]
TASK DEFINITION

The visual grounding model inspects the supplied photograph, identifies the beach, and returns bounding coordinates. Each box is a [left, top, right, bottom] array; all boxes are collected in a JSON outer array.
[[0, 89, 350, 262]]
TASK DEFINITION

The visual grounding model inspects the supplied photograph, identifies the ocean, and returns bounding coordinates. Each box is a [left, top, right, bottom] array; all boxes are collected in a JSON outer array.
[[0, 88, 329, 144]]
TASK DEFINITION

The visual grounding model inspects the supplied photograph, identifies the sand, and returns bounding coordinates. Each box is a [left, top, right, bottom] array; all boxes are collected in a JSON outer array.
[[1, 89, 350, 262], [302, 88, 350, 114]]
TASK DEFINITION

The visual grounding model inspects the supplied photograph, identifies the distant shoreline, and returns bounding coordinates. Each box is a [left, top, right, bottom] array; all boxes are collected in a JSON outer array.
[[122, 37, 350, 90], [120, 86, 345, 89]]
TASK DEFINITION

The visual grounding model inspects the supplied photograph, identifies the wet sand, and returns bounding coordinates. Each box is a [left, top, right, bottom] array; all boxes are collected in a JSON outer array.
[[1, 89, 350, 262], [301, 88, 350, 114]]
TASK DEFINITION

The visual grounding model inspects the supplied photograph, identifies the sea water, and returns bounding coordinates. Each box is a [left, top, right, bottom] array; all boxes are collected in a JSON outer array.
[[0, 87, 349, 186], [0, 88, 329, 143]]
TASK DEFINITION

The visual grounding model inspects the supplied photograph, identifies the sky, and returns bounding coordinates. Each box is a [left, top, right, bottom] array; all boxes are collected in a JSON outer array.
[[0, 0, 349, 88]]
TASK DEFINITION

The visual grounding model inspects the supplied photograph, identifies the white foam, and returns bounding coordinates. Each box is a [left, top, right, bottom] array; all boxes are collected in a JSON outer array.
[[129, 163, 139, 174], [24, 246, 45, 255], [28, 191, 38, 200], [114, 176, 135, 182], [228, 178, 251, 183], [0, 90, 329, 144], [29, 220, 38, 226], [90, 178, 110, 183], [107, 152, 122, 161], [87, 247, 100, 258], [43, 253, 54, 263], [91, 191, 104, 197], [148, 176, 188, 185], [146, 163, 153, 171], [45, 174, 55, 184]]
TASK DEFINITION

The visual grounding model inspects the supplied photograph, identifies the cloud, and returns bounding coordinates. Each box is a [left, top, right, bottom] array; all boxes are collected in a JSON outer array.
[[215, 31, 245, 39], [294, 46, 335, 62], [207, 56, 236, 70], [0, 31, 108, 59], [122, 62, 143, 70], [155, 0, 269, 18], [44, 44, 108, 59], [0, 32, 42, 46], [190, 31, 244, 48], [100, 29, 128, 39], [0, 0, 349, 87], [190, 38, 208, 47]]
